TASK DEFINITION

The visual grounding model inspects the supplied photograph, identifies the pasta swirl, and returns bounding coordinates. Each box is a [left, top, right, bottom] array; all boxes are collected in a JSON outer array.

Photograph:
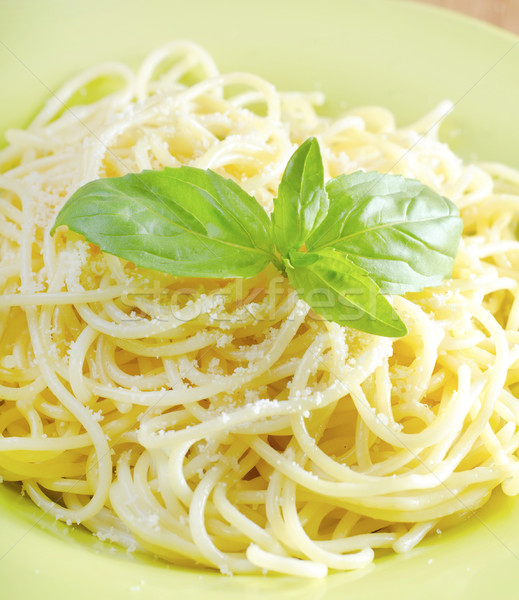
[[1, 41, 519, 577]]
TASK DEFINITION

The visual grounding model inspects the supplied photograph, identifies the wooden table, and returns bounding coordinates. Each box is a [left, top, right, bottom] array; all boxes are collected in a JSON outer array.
[[412, 0, 519, 34]]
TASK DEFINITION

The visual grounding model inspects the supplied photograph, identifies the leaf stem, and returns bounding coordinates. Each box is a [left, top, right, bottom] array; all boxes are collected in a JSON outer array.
[[270, 254, 286, 274]]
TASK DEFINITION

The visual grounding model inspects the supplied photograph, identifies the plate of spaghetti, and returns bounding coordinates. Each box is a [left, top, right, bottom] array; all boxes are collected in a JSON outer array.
[[1, 1, 519, 598]]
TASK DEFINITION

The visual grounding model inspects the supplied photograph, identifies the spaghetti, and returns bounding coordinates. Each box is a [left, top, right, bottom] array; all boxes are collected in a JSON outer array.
[[1, 41, 519, 577]]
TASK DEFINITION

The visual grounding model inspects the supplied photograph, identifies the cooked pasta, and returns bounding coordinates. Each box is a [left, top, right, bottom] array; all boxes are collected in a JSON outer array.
[[1, 41, 519, 577]]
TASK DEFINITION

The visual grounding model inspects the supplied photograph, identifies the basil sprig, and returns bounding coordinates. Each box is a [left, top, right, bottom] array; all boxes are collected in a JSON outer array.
[[51, 138, 462, 338]]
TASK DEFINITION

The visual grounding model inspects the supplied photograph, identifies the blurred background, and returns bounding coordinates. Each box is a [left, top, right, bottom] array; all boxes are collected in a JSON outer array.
[[413, 0, 519, 33]]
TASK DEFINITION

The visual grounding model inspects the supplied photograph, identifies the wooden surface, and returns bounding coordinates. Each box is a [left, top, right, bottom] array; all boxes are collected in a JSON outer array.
[[412, 0, 519, 34]]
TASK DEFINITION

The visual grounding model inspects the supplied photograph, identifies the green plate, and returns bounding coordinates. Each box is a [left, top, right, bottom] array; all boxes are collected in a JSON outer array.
[[1, 1, 519, 598]]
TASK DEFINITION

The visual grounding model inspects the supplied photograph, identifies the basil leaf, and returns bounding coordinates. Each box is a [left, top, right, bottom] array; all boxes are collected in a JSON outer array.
[[286, 248, 407, 337], [272, 137, 329, 257], [52, 167, 276, 278], [306, 171, 463, 294]]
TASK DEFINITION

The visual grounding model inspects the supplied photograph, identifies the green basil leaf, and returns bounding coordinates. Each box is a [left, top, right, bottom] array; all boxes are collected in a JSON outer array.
[[52, 167, 276, 278], [286, 248, 407, 337], [306, 171, 463, 294], [272, 137, 329, 257]]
